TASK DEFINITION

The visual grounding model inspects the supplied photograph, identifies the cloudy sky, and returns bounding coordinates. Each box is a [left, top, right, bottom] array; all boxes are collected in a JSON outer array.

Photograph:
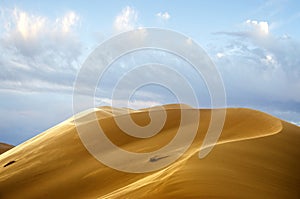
[[1, 0, 300, 145]]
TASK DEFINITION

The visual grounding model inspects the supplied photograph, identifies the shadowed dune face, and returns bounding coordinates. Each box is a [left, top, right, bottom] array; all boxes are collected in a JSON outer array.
[[0, 105, 299, 199], [0, 143, 14, 155]]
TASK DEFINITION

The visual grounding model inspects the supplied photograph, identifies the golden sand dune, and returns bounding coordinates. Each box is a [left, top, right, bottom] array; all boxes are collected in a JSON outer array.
[[0, 104, 299, 198], [0, 143, 13, 155]]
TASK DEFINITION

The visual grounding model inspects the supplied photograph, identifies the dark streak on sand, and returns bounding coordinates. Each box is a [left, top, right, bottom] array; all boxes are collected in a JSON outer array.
[[3, 160, 16, 167], [149, 155, 169, 162]]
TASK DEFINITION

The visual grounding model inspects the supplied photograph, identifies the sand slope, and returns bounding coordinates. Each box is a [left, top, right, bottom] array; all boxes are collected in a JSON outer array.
[[0, 105, 299, 198], [0, 143, 14, 155]]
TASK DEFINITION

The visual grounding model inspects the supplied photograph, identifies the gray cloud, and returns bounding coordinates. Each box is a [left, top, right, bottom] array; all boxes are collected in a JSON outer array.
[[210, 20, 300, 125], [0, 8, 82, 93], [0, 8, 82, 144]]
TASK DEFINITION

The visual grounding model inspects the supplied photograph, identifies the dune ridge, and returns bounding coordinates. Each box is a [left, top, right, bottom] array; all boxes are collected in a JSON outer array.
[[0, 104, 299, 198]]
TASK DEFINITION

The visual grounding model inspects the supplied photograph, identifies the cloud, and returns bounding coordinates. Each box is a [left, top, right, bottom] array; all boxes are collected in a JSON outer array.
[[58, 11, 80, 33], [210, 19, 300, 113], [95, 97, 161, 110], [245, 19, 269, 35], [12, 8, 46, 40], [114, 6, 138, 32], [0, 8, 81, 93], [215, 19, 270, 40], [88, 48, 210, 111], [0, 90, 73, 145], [1, 8, 80, 56], [156, 12, 170, 21], [0, 7, 83, 144], [216, 52, 225, 58]]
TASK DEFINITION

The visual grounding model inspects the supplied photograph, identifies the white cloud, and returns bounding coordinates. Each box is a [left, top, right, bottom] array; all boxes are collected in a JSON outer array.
[[261, 54, 277, 66], [2, 8, 80, 43], [12, 8, 46, 40], [216, 52, 225, 58], [114, 6, 138, 32], [56, 11, 80, 33], [156, 12, 170, 21], [246, 19, 269, 35]]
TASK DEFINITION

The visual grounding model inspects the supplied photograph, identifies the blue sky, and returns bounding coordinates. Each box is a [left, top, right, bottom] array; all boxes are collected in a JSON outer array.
[[1, 0, 300, 145]]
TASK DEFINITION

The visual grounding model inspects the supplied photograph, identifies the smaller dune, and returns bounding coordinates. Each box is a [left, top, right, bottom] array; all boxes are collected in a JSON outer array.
[[0, 143, 14, 155]]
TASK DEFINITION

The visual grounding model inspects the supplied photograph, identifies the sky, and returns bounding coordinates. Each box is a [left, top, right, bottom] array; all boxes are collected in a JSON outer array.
[[1, 0, 300, 145]]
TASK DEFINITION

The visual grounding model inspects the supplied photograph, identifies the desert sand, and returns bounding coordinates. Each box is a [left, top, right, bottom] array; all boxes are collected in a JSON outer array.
[[0, 104, 299, 198]]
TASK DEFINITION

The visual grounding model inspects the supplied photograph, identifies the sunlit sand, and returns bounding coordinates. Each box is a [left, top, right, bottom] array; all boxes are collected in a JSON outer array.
[[0, 104, 299, 198]]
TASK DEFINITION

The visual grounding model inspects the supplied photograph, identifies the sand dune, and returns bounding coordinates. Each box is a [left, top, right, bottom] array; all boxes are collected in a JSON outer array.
[[0, 143, 14, 155], [0, 104, 299, 198]]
